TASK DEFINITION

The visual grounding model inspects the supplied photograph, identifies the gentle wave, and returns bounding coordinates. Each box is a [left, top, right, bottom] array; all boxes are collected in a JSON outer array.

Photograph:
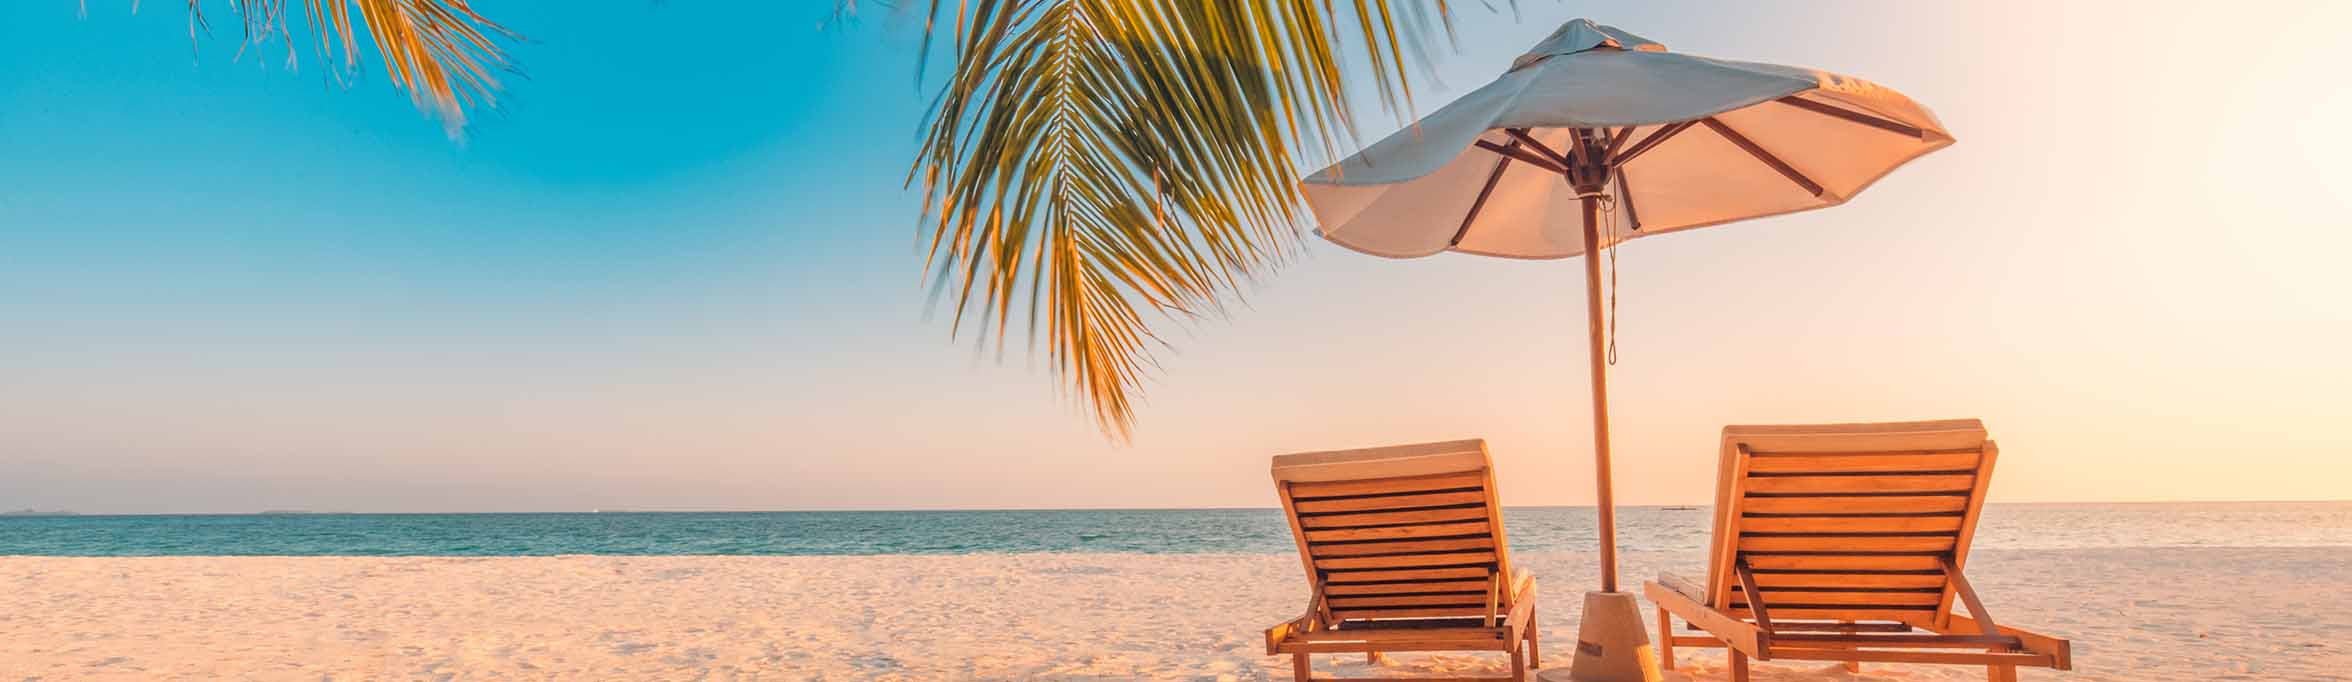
[[2, 502, 2346, 556]]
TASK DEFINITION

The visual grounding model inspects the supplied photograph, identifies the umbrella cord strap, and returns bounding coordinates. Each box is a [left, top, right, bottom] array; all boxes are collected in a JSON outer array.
[[1579, 190, 1621, 366]]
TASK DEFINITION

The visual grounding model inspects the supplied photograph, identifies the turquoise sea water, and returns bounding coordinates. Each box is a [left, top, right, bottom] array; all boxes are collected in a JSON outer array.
[[1, 502, 2346, 556]]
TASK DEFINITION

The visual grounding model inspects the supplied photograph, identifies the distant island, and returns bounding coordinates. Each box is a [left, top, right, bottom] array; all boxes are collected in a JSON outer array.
[[1, 509, 78, 516]]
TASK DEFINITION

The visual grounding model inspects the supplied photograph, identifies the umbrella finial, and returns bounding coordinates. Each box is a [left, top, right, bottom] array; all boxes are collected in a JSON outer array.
[[1511, 19, 1666, 71]]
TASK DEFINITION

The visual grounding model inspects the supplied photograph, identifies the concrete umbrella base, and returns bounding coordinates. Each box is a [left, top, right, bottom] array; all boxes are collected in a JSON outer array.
[[1539, 591, 1663, 682]]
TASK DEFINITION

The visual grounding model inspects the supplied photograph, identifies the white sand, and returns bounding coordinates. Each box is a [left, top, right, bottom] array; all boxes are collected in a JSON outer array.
[[1, 548, 2344, 681]]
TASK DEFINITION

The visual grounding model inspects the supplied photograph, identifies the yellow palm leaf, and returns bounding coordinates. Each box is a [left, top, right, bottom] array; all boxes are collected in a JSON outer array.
[[174, 0, 520, 132]]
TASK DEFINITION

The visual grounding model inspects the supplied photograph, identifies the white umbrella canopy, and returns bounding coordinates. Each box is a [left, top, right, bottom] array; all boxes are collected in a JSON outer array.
[[1305, 19, 1952, 259], [1298, 18, 1952, 595]]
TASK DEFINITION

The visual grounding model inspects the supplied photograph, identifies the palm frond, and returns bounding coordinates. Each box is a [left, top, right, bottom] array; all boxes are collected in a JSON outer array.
[[177, 0, 520, 132], [911, 0, 1454, 438]]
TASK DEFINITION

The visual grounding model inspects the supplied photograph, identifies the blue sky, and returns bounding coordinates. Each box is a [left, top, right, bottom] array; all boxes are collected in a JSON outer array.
[[4, 1, 2349, 513]]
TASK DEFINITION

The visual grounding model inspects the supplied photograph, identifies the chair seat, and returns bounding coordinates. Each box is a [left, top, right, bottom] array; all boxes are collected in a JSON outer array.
[[1280, 621, 1519, 653], [1338, 617, 1510, 632]]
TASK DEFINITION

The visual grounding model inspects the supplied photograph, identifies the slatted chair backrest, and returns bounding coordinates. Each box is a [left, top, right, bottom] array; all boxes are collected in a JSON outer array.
[[1272, 439, 1517, 625], [1706, 420, 1997, 630]]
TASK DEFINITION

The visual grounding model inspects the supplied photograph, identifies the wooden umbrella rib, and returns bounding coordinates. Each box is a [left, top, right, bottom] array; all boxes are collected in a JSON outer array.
[[1603, 126, 1637, 161], [1474, 139, 1569, 175], [1609, 120, 1694, 166], [1700, 117, 1825, 197], [1614, 169, 1641, 230], [1451, 143, 1517, 246], [1776, 96, 1925, 139], [1501, 128, 1573, 168]]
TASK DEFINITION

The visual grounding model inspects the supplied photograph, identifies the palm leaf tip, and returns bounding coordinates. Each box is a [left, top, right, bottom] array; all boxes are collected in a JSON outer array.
[[910, 0, 1449, 439], [180, 0, 522, 134]]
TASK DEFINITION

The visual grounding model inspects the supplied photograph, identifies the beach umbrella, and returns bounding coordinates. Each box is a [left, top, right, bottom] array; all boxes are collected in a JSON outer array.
[[1300, 18, 1950, 679]]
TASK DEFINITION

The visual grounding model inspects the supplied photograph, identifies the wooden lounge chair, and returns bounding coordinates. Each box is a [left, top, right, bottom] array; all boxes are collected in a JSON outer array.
[[1643, 419, 2071, 682], [1263, 439, 1540, 682]]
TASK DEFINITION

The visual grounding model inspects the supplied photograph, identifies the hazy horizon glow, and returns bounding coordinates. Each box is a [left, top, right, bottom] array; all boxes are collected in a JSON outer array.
[[3, 1, 2348, 514]]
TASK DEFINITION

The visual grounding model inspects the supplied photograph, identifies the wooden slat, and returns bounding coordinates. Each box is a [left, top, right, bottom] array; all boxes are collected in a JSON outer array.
[[1742, 555, 1944, 572], [1286, 472, 1486, 500], [1739, 495, 1970, 515], [1330, 594, 1491, 609], [1279, 640, 1515, 657], [1771, 633, 2020, 648], [1745, 474, 1976, 495], [1326, 580, 1491, 596], [1741, 516, 1964, 534], [1326, 567, 1489, 583], [1316, 552, 1497, 571], [1293, 626, 1504, 643], [1305, 521, 1488, 543], [1727, 607, 1935, 622], [1293, 491, 1486, 514], [1767, 648, 2055, 667], [1745, 452, 1979, 474], [1765, 621, 1917, 634], [1333, 607, 1490, 621], [1299, 507, 1491, 529], [1750, 572, 1948, 589], [1312, 537, 1494, 557], [1740, 535, 1958, 553], [1725, 421, 1987, 454], [1732, 590, 1945, 607]]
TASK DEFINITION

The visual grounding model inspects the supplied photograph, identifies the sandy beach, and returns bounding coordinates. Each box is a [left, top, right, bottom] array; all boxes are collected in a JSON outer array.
[[3, 547, 2343, 681]]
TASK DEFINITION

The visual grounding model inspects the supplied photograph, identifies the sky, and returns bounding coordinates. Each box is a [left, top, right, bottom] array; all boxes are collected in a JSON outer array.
[[2, 1, 2347, 514]]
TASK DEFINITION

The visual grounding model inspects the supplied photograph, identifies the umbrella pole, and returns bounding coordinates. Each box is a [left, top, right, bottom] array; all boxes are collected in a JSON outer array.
[[1558, 158, 1659, 682], [1578, 190, 1619, 594]]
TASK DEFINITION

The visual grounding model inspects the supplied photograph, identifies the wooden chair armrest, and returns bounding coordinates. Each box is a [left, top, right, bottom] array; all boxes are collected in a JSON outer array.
[[1656, 572, 1705, 601], [1939, 614, 2072, 670], [1504, 573, 1538, 644], [1645, 578, 1767, 659], [1266, 585, 1328, 654]]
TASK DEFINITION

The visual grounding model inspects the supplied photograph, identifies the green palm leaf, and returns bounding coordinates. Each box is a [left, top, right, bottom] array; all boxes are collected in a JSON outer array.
[[910, 0, 1453, 438]]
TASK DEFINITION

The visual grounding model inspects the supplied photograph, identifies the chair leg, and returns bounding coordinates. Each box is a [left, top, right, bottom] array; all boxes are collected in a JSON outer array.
[[1512, 643, 1528, 682], [1841, 620, 1859, 672], [1988, 664, 2017, 682], [1365, 652, 1384, 665], [1292, 653, 1310, 682], [1527, 608, 1541, 669], [1656, 609, 1675, 671], [1729, 649, 1750, 682]]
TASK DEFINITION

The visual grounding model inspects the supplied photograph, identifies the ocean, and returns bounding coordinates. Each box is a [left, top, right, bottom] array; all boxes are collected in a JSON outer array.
[[4, 501, 2347, 556]]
